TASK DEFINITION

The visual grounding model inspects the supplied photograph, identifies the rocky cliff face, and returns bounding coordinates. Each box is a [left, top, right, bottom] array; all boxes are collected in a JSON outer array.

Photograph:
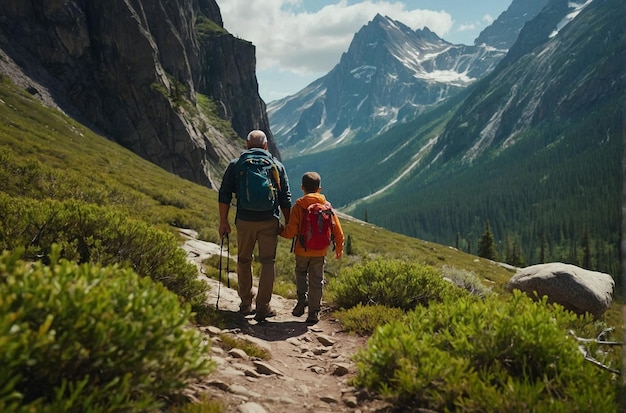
[[0, 0, 273, 188]]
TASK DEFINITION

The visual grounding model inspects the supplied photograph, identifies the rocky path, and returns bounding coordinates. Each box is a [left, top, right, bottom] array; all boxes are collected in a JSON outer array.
[[179, 229, 391, 413]]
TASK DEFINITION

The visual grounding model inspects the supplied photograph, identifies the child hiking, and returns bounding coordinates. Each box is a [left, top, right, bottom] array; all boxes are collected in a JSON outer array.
[[280, 171, 344, 324]]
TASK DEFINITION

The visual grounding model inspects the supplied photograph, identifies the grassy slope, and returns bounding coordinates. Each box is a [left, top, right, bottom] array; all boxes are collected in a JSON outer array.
[[0, 75, 516, 290]]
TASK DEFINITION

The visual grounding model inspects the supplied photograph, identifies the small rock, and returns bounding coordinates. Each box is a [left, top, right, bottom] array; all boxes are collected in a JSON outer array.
[[310, 365, 325, 374], [343, 395, 358, 408], [332, 363, 350, 376], [229, 384, 260, 398], [320, 395, 339, 404], [206, 325, 223, 336], [242, 369, 263, 379], [286, 337, 301, 346], [316, 334, 336, 347], [313, 346, 330, 355], [237, 401, 268, 413], [231, 362, 259, 377], [253, 360, 284, 376], [211, 346, 225, 356], [207, 379, 230, 391], [228, 348, 249, 360]]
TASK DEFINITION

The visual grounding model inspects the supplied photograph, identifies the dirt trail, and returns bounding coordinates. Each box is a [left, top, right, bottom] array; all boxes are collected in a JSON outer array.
[[179, 229, 391, 413]]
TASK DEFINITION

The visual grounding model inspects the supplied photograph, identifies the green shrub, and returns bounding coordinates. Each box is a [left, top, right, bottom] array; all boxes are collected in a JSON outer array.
[[0, 194, 208, 306], [0, 248, 214, 412], [334, 304, 405, 336], [441, 265, 493, 298], [190, 302, 227, 327], [326, 259, 467, 310], [352, 291, 620, 411]]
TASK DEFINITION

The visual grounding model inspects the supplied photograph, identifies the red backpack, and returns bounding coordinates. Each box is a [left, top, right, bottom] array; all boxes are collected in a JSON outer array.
[[299, 202, 335, 251]]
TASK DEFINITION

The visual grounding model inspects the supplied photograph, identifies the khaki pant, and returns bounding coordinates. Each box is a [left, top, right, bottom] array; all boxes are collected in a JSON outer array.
[[294, 255, 325, 313], [236, 218, 279, 313]]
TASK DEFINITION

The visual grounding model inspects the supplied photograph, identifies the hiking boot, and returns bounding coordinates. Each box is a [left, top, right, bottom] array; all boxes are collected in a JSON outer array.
[[239, 305, 254, 316], [291, 298, 308, 317], [305, 311, 319, 325], [254, 307, 277, 322]]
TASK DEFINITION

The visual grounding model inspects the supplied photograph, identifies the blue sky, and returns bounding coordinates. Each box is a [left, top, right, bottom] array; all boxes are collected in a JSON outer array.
[[216, 1, 513, 102]]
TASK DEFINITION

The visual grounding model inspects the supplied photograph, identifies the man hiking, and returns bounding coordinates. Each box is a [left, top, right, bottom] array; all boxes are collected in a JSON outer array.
[[218, 130, 292, 322]]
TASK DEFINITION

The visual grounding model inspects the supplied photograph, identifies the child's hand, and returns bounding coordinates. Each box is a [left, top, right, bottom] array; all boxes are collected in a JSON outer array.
[[335, 251, 343, 259]]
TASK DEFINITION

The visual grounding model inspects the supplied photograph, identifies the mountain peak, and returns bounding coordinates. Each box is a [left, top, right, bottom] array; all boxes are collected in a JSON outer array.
[[368, 14, 443, 44], [269, 12, 506, 155], [415, 26, 443, 43]]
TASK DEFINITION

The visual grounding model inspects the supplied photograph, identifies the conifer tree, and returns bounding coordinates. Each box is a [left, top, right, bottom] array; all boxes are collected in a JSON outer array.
[[346, 234, 353, 256], [477, 220, 498, 261], [504, 234, 525, 267], [582, 228, 591, 269]]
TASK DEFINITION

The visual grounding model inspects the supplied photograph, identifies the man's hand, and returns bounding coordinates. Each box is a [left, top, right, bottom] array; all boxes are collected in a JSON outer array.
[[219, 222, 231, 238], [218, 202, 231, 239]]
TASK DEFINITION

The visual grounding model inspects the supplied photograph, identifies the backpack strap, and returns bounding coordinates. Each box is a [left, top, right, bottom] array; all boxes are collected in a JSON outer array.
[[327, 203, 336, 251], [297, 203, 307, 252]]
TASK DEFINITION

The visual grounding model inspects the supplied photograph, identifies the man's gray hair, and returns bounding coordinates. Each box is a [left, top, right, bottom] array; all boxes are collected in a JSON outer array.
[[247, 130, 268, 148]]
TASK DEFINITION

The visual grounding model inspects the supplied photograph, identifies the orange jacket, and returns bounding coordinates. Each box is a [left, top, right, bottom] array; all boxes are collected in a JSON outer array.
[[280, 193, 344, 257]]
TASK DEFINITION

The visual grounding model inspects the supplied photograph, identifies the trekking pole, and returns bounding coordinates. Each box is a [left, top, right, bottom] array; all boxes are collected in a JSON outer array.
[[217, 234, 226, 310], [225, 233, 231, 288]]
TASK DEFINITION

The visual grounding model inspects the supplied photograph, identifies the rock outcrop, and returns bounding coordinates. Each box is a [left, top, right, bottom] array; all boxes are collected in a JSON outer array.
[[0, 0, 275, 188], [506, 263, 615, 317]]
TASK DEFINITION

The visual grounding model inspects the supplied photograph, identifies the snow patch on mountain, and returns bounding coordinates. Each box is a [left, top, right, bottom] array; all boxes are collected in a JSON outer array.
[[418, 70, 474, 85], [550, 0, 594, 38]]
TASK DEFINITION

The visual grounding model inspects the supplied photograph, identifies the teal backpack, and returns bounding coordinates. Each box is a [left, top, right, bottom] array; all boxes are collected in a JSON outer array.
[[235, 150, 281, 211]]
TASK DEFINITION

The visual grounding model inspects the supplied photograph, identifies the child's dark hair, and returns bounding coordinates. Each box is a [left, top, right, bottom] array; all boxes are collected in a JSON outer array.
[[302, 172, 321, 193]]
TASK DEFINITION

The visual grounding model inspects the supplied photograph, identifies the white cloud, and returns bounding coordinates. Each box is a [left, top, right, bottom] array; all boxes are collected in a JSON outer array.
[[456, 13, 496, 36], [457, 23, 477, 32], [482, 14, 495, 24], [218, 0, 453, 75]]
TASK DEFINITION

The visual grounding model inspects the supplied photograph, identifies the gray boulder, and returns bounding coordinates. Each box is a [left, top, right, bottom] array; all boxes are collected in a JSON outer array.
[[506, 262, 614, 317]]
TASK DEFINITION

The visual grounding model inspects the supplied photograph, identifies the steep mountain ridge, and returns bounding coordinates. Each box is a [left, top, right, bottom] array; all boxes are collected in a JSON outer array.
[[433, 0, 618, 166], [268, 14, 507, 156], [0, 0, 272, 189]]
